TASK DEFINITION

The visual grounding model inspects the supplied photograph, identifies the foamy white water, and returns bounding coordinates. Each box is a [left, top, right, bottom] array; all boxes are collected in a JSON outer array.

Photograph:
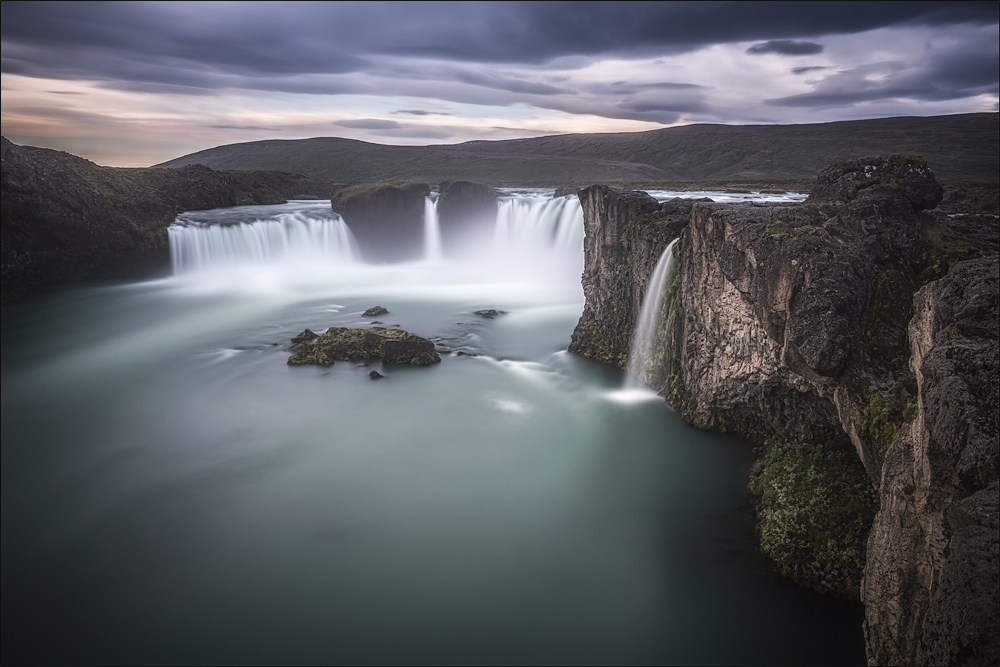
[[627, 238, 679, 388]]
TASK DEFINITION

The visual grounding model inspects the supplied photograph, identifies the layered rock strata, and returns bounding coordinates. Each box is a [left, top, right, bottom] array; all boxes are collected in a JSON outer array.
[[1, 137, 339, 304]]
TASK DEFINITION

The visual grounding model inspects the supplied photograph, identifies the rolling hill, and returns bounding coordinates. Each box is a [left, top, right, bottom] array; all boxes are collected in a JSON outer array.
[[155, 113, 998, 186]]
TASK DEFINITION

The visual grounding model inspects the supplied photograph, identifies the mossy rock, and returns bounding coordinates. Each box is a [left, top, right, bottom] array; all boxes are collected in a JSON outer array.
[[748, 437, 878, 599], [287, 326, 441, 367]]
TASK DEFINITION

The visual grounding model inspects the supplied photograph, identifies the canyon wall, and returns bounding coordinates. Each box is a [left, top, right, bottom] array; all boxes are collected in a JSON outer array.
[[569, 157, 998, 664]]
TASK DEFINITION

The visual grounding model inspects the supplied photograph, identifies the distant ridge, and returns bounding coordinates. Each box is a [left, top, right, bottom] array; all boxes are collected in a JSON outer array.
[[156, 113, 998, 185]]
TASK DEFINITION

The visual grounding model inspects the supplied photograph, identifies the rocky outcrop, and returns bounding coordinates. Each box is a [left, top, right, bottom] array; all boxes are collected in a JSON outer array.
[[287, 327, 441, 367], [862, 255, 998, 666], [436, 180, 498, 256], [569, 156, 997, 660], [567, 186, 692, 368], [331, 182, 430, 262], [1, 137, 339, 304]]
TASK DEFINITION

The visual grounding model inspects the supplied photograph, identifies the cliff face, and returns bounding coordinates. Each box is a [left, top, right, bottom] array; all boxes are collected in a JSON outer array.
[[330, 182, 430, 263], [1, 137, 339, 304], [863, 255, 998, 666], [569, 157, 998, 663], [567, 186, 692, 369], [436, 180, 498, 257]]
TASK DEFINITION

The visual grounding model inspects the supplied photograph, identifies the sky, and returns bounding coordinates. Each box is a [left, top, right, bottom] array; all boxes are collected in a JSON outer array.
[[2, 1, 997, 167]]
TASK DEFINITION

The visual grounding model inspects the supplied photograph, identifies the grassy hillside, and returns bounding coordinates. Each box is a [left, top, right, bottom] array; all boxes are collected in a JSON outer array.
[[156, 113, 998, 186]]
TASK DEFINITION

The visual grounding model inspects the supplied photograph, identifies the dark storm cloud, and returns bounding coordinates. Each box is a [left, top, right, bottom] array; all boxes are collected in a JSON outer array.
[[2, 1, 997, 90], [768, 32, 999, 107], [747, 40, 824, 55]]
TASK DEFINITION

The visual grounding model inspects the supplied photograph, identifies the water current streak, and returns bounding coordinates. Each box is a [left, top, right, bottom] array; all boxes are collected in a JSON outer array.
[[424, 196, 443, 261]]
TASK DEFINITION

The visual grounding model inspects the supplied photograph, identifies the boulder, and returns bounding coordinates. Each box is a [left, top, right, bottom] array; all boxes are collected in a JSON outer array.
[[363, 306, 389, 317], [287, 326, 440, 367]]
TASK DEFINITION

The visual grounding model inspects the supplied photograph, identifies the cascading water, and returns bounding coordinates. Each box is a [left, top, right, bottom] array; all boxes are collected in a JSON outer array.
[[169, 203, 357, 273], [626, 238, 679, 389], [495, 195, 582, 255], [6, 187, 865, 666], [423, 196, 443, 261]]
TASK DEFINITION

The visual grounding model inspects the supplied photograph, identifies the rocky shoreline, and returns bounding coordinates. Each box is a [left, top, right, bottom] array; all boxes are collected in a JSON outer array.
[[569, 156, 998, 665]]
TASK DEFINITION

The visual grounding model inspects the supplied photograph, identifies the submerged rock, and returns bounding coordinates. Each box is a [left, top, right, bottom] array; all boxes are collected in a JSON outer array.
[[369, 370, 384, 380], [290, 328, 319, 344], [287, 326, 441, 367], [473, 309, 507, 318], [363, 306, 389, 317]]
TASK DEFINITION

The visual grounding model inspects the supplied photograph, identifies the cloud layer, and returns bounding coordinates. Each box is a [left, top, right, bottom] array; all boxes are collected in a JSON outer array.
[[2, 1, 996, 165]]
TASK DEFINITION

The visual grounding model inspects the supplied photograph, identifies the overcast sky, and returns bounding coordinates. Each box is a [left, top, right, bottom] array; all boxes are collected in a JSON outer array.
[[2, 1, 997, 166]]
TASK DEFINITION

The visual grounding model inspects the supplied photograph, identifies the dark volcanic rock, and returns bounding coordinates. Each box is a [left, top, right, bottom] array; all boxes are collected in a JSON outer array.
[[569, 156, 997, 659], [291, 328, 319, 344], [863, 255, 998, 667], [287, 326, 440, 367], [332, 182, 430, 262], [808, 154, 943, 211], [1, 137, 339, 304], [553, 186, 579, 198], [473, 309, 506, 318], [436, 180, 498, 256], [363, 306, 389, 317], [382, 336, 440, 366], [369, 370, 384, 380]]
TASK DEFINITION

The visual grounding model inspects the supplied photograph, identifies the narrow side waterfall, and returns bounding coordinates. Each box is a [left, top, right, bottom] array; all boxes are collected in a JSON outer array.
[[424, 196, 443, 261], [626, 238, 679, 388], [169, 208, 357, 273]]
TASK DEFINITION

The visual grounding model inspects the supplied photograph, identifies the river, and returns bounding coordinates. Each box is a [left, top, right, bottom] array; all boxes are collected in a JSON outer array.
[[1, 193, 865, 665]]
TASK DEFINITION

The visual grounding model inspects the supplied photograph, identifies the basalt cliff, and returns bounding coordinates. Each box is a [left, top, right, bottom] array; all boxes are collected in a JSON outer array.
[[569, 156, 998, 665]]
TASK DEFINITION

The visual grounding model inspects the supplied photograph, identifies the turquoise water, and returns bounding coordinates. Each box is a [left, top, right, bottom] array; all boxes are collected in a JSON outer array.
[[1, 202, 863, 665]]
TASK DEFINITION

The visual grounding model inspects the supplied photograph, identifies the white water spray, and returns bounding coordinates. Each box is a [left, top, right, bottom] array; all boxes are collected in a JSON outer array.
[[626, 238, 679, 388], [423, 196, 443, 261], [494, 195, 583, 258], [169, 210, 357, 273]]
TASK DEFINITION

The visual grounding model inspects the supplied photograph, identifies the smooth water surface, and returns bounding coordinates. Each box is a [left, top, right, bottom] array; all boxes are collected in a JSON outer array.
[[2, 197, 860, 665]]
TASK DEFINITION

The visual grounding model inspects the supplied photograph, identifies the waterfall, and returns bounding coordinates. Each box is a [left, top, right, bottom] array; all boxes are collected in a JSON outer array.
[[626, 238, 679, 388], [494, 195, 583, 259], [167, 194, 583, 277], [424, 196, 443, 261], [169, 209, 357, 273]]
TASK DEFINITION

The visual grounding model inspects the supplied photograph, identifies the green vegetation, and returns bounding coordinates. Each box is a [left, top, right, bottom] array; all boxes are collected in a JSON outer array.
[[749, 437, 879, 599], [288, 327, 440, 367], [860, 394, 918, 468], [155, 113, 998, 186], [567, 316, 628, 370]]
